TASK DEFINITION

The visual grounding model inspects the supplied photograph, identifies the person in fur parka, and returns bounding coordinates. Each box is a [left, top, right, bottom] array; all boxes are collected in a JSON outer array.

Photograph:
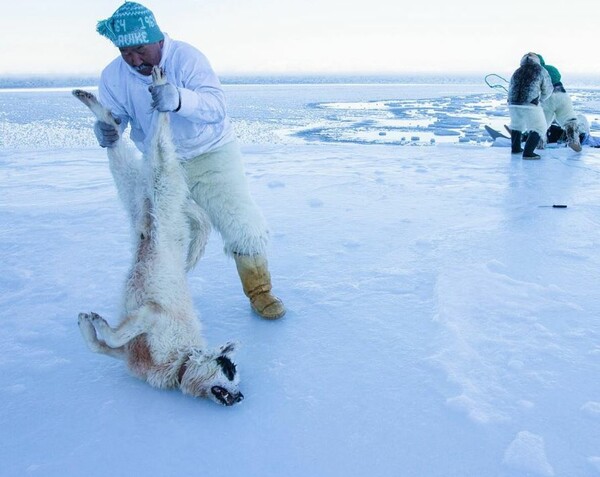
[[508, 52, 553, 159], [536, 54, 584, 152]]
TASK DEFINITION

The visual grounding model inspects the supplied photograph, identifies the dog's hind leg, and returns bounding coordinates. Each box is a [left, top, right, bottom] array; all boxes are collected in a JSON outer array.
[[78, 313, 125, 359], [89, 306, 156, 349], [107, 147, 146, 227], [140, 67, 197, 256], [72, 89, 144, 226], [72, 89, 116, 126]]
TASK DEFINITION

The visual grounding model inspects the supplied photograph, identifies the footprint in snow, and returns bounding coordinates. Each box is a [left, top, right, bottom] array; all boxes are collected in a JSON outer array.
[[342, 240, 361, 249], [588, 457, 600, 473], [267, 180, 285, 189], [308, 198, 323, 208], [581, 401, 600, 418]]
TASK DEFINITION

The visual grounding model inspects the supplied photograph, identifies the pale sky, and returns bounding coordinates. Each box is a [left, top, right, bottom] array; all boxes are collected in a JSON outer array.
[[2, 0, 599, 77]]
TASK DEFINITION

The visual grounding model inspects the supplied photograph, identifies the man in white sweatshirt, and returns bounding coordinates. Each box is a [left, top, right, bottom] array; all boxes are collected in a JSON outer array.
[[94, 1, 285, 319]]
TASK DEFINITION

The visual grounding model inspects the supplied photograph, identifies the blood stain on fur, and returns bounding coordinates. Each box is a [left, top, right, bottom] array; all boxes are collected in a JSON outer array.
[[127, 335, 154, 375]]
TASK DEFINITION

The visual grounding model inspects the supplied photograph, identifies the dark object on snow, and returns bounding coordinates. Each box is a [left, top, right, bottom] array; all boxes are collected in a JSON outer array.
[[484, 125, 509, 140], [546, 124, 565, 143]]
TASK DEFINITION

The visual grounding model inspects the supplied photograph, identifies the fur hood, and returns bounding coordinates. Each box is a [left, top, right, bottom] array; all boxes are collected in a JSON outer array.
[[509, 55, 553, 106], [520, 52, 541, 66]]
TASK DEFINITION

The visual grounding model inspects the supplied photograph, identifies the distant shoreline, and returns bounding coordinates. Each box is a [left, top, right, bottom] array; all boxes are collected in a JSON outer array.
[[1, 74, 598, 90], [0, 74, 486, 90]]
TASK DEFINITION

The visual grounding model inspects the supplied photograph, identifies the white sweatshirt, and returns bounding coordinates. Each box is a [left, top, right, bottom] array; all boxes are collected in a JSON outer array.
[[98, 34, 235, 160]]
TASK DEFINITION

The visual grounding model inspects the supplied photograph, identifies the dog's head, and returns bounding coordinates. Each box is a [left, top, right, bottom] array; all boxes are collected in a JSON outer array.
[[179, 342, 243, 406]]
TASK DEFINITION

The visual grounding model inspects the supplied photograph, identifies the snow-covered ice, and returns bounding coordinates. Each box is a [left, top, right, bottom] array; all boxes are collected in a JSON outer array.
[[503, 431, 554, 476], [1, 79, 600, 476]]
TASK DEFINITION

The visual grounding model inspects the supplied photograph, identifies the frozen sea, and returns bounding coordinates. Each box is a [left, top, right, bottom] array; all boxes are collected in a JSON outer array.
[[1, 75, 600, 477]]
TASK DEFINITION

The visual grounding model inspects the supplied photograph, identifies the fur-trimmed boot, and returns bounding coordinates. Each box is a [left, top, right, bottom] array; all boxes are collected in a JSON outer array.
[[523, 131, 541, 159], [234, 254, 285, 320], [511, 130, 523, 154], [564, 119, 582, 152]]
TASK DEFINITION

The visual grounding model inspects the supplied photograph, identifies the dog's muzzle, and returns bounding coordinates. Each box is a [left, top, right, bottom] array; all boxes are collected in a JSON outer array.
[[212, 386, 244, 406]]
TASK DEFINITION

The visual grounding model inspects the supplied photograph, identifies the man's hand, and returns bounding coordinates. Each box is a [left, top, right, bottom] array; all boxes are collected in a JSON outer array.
[[149, 83, 181, 112], [94, 119, 120, 148]]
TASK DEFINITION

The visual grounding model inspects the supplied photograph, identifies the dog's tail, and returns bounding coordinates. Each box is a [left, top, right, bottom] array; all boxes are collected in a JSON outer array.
[[185, 199, 211, 271]]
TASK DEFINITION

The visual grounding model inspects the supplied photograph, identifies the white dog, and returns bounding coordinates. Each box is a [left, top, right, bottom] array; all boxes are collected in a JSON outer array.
[[73, 67, 243, 406]]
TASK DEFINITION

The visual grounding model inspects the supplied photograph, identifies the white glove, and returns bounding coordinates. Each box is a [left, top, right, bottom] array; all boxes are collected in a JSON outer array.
[[149, 83, 181, 112], [94, 118, 120, 148]]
